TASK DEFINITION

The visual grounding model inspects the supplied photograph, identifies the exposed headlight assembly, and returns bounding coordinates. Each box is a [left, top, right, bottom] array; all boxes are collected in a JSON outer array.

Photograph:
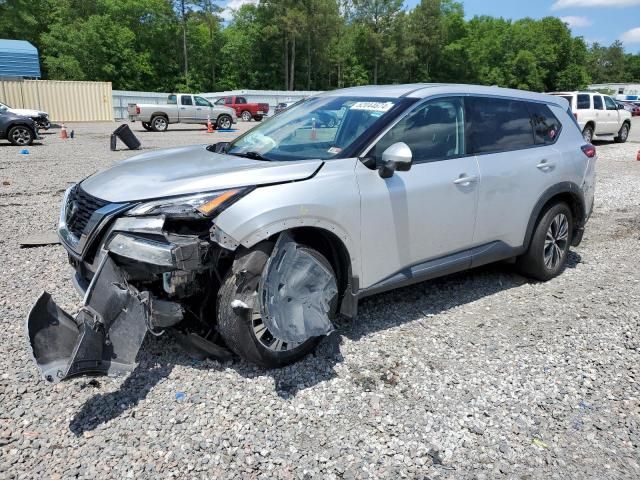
[[126, 188, 251, 218]]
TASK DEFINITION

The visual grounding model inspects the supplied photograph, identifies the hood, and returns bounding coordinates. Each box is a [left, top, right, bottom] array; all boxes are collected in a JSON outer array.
[[1, 111, 36, 123], [80, 145, 323, 203], [10, 107, 47, 117]]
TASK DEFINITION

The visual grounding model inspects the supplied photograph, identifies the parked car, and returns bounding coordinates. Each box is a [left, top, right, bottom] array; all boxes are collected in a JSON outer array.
[[620, 101, 640, 117], [549, 91, 631, 143], [28, 84, 596, 383], [0, 107, 38, 146], [214, 96, 269, 122], [128, 93, 237, 132], [0, 101, 50, 130], [274, 101, 296, 115]]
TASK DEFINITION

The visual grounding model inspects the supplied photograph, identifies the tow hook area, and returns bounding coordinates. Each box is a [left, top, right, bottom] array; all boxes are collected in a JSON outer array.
[[27, 254, 183, 383]]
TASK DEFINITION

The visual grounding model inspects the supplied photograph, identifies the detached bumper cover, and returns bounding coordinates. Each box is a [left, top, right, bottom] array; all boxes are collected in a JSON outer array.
[[27, 254, 182, 383]]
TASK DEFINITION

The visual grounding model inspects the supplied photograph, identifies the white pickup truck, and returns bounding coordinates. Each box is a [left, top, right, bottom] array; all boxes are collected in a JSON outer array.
[[128, 93, 237, 132]]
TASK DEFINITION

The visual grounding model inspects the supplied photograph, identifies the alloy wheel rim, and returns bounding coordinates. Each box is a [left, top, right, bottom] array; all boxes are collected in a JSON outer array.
[[621, 125, 628, 140], [155, 118, 166, 130], [242, 112, 251, 121], [11, 128, 31, 145], [220, 117, 231, 129], [584, 129, 592, 142], [544, 213, 569, 270], [251, 310, 301, 352]]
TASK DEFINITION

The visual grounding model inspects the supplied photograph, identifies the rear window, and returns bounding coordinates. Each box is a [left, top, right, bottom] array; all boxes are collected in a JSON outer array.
[[577, 94, 590, 109], [560, 95, 573, 105], [528, 103, 562, 145], [167, 94, 177, 105], [467, 97, 534, 154]]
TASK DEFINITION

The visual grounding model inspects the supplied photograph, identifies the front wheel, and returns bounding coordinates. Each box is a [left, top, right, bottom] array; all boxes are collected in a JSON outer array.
[[216, 114, 232, 130], [217, 242, 337, 368], [614, 123, 629, 143], [241, 110, 252, 122], [8, 125, 34, 146], [517, 203, 573, 281], [253, 115, 263, 122]]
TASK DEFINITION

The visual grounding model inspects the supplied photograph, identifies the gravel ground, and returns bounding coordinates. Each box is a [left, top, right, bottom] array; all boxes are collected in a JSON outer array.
[[0, 119, 639, 479]]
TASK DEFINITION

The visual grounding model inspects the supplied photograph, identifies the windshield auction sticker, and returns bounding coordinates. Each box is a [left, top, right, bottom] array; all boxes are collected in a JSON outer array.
[[350, 102, 394, 112]]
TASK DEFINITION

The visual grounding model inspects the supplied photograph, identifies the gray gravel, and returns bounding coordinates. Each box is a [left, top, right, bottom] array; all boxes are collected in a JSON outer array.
[[1, 120, 639, 479]]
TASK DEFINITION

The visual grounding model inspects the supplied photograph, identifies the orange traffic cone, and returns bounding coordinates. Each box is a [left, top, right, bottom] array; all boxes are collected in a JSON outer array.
[[311, 117, 317, 140], [60, 123, 68, 140], [207, 116, 214, 133]]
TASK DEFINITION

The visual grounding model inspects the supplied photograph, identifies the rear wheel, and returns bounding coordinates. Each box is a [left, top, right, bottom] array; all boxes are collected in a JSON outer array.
[[151, 115, 168, 132], [582, 125, 594, 143], [8, 125, 34, 146], [614, 123, 629, 143], [241, 110, 252, 122], [517, 202, 573, 281], [217, 242, 337, 368]]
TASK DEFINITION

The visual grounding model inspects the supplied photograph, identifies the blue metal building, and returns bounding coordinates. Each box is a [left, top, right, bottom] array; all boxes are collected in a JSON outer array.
[[0, 39, 41, 78]]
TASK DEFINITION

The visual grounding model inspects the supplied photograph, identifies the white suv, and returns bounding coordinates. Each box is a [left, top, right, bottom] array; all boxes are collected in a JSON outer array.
[[550, 91, 631, 143]]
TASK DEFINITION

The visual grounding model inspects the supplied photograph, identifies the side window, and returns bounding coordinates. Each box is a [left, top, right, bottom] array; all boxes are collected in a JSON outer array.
[[604, 96, 617, 111], [466, 97, 534, 154], [593, 95, 603, 110], [195, 96, 211, 107], [167, 95, 177, 105], [214, 98, 224, 105], [528, 103, 562, 145], [372, 97, 465, 163], [236, 97, 247, 104], [577, 94, 590, 109], [225, 97, 233, 105], [181, 95, 193, 106]]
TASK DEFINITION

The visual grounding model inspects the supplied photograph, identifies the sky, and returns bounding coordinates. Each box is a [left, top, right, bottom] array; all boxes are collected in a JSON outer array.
[[220, 0, 640, 53]]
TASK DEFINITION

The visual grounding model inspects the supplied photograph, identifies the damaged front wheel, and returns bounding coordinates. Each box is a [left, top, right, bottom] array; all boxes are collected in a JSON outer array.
[[217, 240, 338, 368]]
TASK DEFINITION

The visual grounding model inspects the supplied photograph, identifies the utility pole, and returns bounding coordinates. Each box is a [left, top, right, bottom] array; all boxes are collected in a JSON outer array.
[[181, 0, 189, 88]]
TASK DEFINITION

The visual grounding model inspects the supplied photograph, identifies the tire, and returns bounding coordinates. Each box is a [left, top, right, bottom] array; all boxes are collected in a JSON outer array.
[[517, 202, 573, 281], [614, 123, 629, 143], [582, 125, 594, 143], [216, 114, 232, 130], [7, 125, 34, 146], [253, 115, 263, 122], [241, 110, 252, 122], [151, 115, 168, 132], [141, 122, 153, 131], [217, 242, 337, 368]]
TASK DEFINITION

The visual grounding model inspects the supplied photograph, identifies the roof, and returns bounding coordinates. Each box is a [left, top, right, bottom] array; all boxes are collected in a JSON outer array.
[[0, 39, 41, 78], [321, 83, 568, 107]]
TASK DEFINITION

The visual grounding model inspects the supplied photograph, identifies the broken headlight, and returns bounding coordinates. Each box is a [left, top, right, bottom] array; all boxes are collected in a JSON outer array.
[[126, 188, 250, 218]]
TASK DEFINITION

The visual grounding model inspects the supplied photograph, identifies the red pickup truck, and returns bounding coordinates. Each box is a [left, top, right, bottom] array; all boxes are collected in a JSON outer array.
[[214, 96, 269, 122]]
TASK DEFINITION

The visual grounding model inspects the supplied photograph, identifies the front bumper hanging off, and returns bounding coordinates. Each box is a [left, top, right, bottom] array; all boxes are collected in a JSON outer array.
[[27, 254, 179, 383]]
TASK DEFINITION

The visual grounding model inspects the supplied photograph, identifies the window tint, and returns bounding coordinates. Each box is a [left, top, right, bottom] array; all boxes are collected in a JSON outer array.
[[236, 97, 247, 104], [224, 97, 232, 105], [194, 96, 211, 107], [181, 95, 193, 106], [560, 96, 573, 105], [168, 95, 177, 105], [467, 97, 534, 154], [528, 103, 562, 145], [593, 95, 603, 110], [372, 97, 465, 163], [604, 96, 617, 111], [577, 94, 590, 109]]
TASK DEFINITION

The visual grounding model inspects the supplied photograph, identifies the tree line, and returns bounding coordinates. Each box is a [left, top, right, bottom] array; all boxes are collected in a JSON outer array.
[[1, 0, 639, 93]]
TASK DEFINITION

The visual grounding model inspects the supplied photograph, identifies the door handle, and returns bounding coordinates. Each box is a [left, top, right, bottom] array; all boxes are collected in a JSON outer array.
[[196, 108, 202, 110], [536, 159, 554, 171], [453, 175, 478, 186], [180, 107, 186, 110]]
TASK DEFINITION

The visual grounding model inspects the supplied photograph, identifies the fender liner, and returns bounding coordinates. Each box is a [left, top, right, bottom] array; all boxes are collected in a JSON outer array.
[[523, 182, 586, 250]]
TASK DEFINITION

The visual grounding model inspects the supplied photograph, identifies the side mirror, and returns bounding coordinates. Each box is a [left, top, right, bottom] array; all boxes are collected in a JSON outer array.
[[378, 142, 413, 178]]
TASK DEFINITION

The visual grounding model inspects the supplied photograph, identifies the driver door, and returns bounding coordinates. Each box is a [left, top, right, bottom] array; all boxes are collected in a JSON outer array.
[[194, 96, 214, 122], [355, 97, 479, 289]]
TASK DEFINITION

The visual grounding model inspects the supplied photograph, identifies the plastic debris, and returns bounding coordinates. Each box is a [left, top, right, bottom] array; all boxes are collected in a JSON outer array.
[[19, 149, 29, 155], [175, 391, 186, 402], [532, 438, 549, 449]]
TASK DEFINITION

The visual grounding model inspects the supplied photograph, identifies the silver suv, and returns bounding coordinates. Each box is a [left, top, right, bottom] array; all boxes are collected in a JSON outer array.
[[28, 84, 596, 383]]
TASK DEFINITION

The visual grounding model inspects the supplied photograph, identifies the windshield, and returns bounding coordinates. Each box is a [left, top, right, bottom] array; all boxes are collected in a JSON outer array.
[[226, 96, 405, 161]]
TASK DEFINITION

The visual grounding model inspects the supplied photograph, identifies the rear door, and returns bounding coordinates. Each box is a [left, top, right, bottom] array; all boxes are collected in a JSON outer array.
[[179, 95, 197, 123], [592, 95, 611, 134], [356, 96, 479, 287], [604, 95, 621, 133], [469, 97, 563, 252]]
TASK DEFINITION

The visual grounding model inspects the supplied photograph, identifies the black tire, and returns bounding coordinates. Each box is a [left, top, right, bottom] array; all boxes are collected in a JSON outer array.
[[151, 115, 168, 132], [253, 115, 263, 122], [241, 110, 252, 122], [7, 125, 34, 146], [141, 122, 153, 131], [517, 202, 573, 281], [582, 125, 594, 143], [614, 123, 630, 143], [216, 114, 232, 130], [217, 242, 337, 368]]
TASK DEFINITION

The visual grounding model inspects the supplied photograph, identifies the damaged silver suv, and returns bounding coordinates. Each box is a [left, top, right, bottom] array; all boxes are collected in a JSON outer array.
[[28, 84, 596, 383]]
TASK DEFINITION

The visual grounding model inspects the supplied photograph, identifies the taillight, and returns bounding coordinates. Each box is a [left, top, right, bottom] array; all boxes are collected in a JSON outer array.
[[581, 144, 596, 158], [136, 105, 140, 114]]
